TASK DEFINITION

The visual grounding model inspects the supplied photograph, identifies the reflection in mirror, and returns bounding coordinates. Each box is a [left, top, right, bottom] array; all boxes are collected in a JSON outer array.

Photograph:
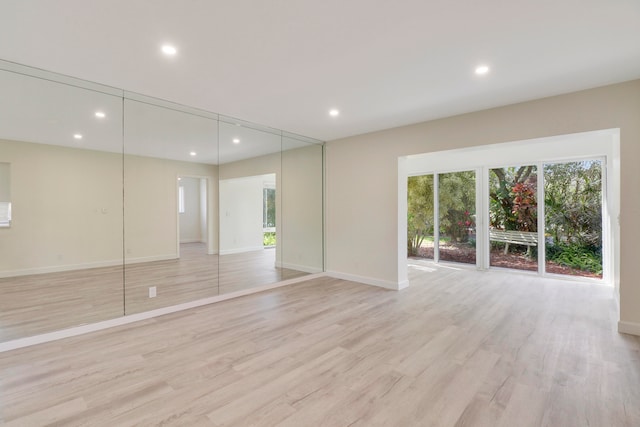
[[123, 97, 219, 314], [0, 60, 325, 344], [0, 162, 10, 227], [0, 67, 124, 342], [218, 119, 288, 294], [282, 135, 324, 275]]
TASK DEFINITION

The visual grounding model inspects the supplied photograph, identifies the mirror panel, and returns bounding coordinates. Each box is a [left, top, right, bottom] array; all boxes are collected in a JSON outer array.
[[281, 136, 324, 277], [123, 98, 219, 314], [218, 119, 283, 294], [0, 67, 124, 341], [0, 60, 324, 344]]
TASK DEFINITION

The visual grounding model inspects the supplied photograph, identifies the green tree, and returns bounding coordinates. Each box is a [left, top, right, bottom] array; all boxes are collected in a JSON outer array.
[[407, 171, 476, 256], [407, 175, 434, 256], [438, 171, 476, 241], [490, 166, 537, 231], [544, 161, 601, 247]]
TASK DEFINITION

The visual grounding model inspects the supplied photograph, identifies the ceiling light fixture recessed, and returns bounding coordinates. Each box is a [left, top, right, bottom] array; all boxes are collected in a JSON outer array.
[[233, 138, 240, 144], [329, 109, 340, 117], [189, 151, 197, 156], [73, 134, 83, 140], [95, 111, 106, 118], [161, 44, 177, 56], [475, 65, 490, 75]]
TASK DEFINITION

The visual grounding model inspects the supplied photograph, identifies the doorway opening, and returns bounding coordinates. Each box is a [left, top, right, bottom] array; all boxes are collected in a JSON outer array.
[[177, 175, 209, 257]]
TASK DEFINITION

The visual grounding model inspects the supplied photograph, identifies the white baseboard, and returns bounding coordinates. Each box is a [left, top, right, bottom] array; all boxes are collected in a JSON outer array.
[[618, 321, 640, 336], [0, 272, 326, 353], [219, 246, 264, 255], [326, 271, 405, 290], [0, 254, 178, 278], [125, 254, 178, 264], [281, 262, 324, 274], [179, 239, 202, 244]]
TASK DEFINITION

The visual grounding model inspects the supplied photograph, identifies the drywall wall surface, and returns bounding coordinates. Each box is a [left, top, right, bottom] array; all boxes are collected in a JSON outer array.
[[325, 79, 640, 328], [178, 177, 202, 243], [0, 139, 218, 276], [124, 155, 217, 262], [219, 175, 268, 254], [0, 139, 123, 275], [282, 144, 324, 273]]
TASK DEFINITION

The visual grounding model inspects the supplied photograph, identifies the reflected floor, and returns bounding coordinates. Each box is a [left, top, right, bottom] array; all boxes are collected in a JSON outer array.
[[0, 243, 309, 342]]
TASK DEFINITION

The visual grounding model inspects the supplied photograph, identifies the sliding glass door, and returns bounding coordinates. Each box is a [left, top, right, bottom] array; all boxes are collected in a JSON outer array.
[[407, 170, 476, 266], [407, 174, 435, 260], [409, 158, 605, 280], [544, 160, 603, 278], [438, 171, 476, 264], [489, 165, 538, 272]]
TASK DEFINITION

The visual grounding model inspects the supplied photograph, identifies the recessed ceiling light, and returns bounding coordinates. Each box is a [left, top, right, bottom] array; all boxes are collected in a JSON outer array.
[[95, 111, 106, 118], [329, 109, 340, 117], [161, 44, 177, 56], [233, 138, 240, 144], [189, 151, 197, 156], [73, 134, 83, 140], [475, 65, 490, 75]]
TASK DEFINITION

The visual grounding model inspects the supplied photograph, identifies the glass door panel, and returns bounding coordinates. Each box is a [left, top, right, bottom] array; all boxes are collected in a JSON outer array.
[[544, 160, 603, 278], [489, 166, 538, 271], [407, 174, 435, 260], [438, 171, 476, 264]]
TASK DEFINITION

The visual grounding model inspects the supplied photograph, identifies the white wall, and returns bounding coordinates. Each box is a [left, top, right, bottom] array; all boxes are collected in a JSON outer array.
[[325, 79, 640, 335], [281, 144, 324, 273], [124, 155, 217, 261], [219, 152, 281, 262], [0, 139, 123, 275], [0, 139, 218, 277], [0, 162, 9, 201], [219, 145, 324, 272], [219, 174, 273, 254], [179, 177, 202, 243]]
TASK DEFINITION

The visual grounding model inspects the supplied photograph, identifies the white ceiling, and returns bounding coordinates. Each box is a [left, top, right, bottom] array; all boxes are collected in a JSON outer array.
[[1, 0, 639, 142]]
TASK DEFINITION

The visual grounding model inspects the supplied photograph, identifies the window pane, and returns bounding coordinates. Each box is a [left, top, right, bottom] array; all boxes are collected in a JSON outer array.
[[438, 171, 476, 264], [489, 166, 538, 272], [407, 174, 434, 259], [544, 161, 602, 278]]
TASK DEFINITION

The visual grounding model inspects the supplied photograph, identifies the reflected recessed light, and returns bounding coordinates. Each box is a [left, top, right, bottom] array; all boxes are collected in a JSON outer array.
[[95, 111, 106, 118], [73, 134, 83, 140], [233, 138, 240, 144], [475, 65, 490, 75], [329, 109, 340, 117], [189, 151, 197, 156], [161, 44, 177, 56]]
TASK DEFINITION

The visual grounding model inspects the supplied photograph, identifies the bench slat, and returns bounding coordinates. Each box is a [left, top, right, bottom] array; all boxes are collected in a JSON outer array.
[[489, 230, 538, 246]]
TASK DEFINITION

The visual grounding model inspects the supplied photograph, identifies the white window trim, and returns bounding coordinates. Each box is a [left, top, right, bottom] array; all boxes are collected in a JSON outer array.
[[400, 128, 620, 287]]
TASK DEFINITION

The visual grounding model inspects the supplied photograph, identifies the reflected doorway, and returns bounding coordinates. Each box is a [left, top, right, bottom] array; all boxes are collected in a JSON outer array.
[[177, 176, 209, 257]]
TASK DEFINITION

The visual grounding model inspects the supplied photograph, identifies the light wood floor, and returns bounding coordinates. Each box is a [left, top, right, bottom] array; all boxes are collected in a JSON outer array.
[[1, 263, 638, 426], [0, 243, 308, 342]]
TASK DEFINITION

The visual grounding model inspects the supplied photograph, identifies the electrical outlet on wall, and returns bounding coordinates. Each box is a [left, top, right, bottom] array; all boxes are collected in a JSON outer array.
[[149, 286, 157, 298]]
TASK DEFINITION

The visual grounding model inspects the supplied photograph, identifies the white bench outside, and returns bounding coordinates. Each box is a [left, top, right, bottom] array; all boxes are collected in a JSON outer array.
[[489, 229, 538, 254]]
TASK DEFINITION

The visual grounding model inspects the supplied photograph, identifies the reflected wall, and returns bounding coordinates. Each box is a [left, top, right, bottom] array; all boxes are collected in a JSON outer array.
[[0, 65, 125, 341], [0, 61, 324, 343]]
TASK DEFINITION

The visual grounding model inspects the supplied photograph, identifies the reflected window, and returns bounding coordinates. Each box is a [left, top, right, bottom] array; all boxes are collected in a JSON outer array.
[[0, 162, 10, 227], [263, 185, 276, 247], [178, 186, 185, 214]]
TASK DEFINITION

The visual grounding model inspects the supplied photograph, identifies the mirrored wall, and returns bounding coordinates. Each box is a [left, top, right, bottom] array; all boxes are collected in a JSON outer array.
[[0, 60, 324, 342]]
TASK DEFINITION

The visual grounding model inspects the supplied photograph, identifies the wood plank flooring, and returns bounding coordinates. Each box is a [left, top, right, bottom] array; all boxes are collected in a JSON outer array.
[[0, 262, 639, 426], [0, 243, 308, 342]]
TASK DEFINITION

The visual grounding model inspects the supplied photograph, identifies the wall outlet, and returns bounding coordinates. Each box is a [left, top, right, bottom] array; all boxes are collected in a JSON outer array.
[[149, 286, 157, 298]]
